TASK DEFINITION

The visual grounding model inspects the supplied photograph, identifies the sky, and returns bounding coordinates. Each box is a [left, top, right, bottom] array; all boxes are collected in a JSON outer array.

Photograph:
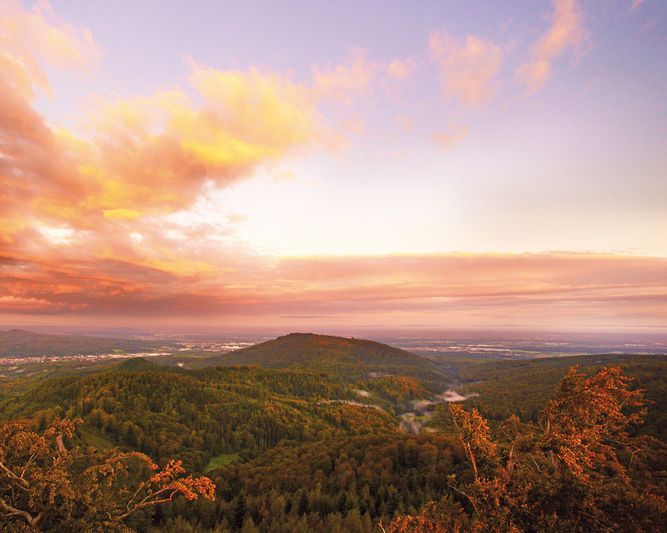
[[0, 0, 666, 331]]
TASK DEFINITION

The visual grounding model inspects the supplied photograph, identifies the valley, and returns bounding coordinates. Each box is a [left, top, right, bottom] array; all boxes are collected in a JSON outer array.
[[1, 330, 665, 531]]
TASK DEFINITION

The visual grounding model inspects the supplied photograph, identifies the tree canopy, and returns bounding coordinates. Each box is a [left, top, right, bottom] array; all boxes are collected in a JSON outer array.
[[388, 366, 667, 532], [0, 418, 214, 531]]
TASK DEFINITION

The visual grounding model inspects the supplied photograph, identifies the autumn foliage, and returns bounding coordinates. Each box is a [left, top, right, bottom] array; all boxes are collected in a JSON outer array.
[[388, 366, 667, 532], [1, 364, 666, 532], [0, 418, 215, 531]]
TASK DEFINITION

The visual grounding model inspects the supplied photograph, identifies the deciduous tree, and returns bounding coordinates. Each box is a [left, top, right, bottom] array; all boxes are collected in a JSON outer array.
[[0, 419, 215, 531], [388, 366, 667, 532]]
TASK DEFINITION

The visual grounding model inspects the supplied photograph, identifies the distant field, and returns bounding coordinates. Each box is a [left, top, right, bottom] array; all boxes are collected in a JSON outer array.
[[205, 452, 240, 471], [0, 329, 155, 358]]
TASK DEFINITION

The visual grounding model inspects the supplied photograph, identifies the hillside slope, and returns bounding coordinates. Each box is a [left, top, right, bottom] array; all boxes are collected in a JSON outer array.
[[0, 360, 400, 470], [203, 332, 447, 386], [451, 353, 667, 439]]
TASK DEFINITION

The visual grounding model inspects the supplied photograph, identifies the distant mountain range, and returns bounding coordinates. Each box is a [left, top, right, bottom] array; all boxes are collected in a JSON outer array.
[[0, 329, 153, 357]]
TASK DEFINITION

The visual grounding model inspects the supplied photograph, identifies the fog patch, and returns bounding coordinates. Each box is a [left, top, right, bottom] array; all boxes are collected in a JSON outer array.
[[440, 390, 480, 402]]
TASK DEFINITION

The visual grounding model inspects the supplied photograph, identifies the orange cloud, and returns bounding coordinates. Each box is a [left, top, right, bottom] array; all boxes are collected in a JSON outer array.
[[188, 63, 318, 151], [0, 3, 366, 296], [1, 252, 666, 330], [0, 1, 99, 249], [0, 7, 336, 272], [74, 67, 321, 219], [517, 0, 584, 91], [0, 0, 99, 76], [1, 1, 411, 279], [1, 3, 663, 332], [429, 32, 503, 106], [2, 38, 373, 248]]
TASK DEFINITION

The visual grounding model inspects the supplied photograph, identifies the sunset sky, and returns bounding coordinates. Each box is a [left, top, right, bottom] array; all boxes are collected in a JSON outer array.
[[1, 0, 666, 331]]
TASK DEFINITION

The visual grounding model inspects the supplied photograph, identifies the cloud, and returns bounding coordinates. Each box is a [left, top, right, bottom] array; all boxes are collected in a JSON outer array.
[[189, 62, 318, 151], [2, 27, 377, 246], [1, 2, 428, 328], [387, 59, 412, 80], [517, 0, 585, 91], [0, 0, 100, 248], [0, 1, 374, 307], [256, 253, 667, 328], [1, 3, 663, 331], [311, 50, 376, 104], [1, 42, 324, 250], [432, 127, 469, 150], [429, 32, 503, 106], [0, 2, 411, 276], [2, 252, 666, 330], [0, 0, 99, 70], [68, 66, 322, 221], [631, 0, 644, 12]]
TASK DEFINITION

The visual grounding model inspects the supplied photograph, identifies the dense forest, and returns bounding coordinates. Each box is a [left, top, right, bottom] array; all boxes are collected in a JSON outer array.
[[1, 334, 666, 531], [454, 353, 667, 440]]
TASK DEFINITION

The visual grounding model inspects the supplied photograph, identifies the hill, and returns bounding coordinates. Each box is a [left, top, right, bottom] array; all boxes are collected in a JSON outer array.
[[203, 333, 447, 387], [0, 361, 401, 471], [430, 352, 667, 439], [1, 338, 666, 531], [0, 328, 154, 358]]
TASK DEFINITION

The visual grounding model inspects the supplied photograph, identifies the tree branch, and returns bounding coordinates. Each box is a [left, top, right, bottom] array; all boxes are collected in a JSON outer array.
[[0, 461, 29, 489], [0, 496, 42, 527], [115, 490, 179, 522]]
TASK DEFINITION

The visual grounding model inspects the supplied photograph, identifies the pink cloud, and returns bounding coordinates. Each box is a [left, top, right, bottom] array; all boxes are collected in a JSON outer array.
[[432, 127, 469, 150], [517, 0, 585, 91], [0, 0, 99, 90], [387, 59, 412, 80], [2, 252, 666, 330], [311, 50, 376, 104], [429, 32, 503, 106]]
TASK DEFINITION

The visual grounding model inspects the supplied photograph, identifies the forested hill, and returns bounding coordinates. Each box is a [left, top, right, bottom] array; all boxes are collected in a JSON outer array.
[[0, 334, 449, 472], [203, 333, 445, 386], [1, 335, 666, 531], [455, 352, 667, 440], [0, 360, 403, 472], [0, 328, 152, 357]]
